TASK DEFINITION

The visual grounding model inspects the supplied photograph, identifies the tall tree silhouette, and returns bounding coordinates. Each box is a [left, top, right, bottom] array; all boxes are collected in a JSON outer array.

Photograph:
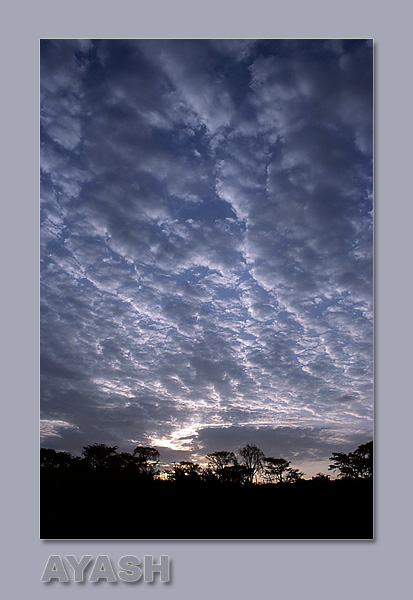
[[239, 444, 264, 483]]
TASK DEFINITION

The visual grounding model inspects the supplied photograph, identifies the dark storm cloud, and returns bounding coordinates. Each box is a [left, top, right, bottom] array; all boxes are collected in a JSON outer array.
[[41, 40, 372, 474]]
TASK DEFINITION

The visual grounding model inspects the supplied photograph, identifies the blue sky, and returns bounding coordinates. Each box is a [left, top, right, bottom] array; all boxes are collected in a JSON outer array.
[[40, 39, 373, 476]]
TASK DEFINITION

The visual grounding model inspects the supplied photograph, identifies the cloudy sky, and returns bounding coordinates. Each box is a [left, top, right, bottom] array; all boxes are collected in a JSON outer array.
[[40, 39, 373, 476]]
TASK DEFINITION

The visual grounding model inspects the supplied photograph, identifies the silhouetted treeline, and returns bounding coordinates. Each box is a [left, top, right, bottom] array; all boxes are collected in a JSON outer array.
[[41, 441, 373, 540]]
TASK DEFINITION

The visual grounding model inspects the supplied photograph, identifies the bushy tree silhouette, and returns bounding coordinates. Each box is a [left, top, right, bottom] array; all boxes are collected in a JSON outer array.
[[206, 450, 239, 482], [311, 472, 330, 482], [132, 446, 160, 478], [82, 443, 119, 469], [264, 457, 304, 483], [264, 457, 290, 483], [219, 463, 249, 485], [285, 467, 304, 483], [41, 448, 74, 468], [329, 441, 373, 479], [170, 461, 201, 482]]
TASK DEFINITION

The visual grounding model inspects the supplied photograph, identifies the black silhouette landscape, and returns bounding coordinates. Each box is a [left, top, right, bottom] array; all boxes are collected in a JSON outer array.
[[41, 440, 373, 540]]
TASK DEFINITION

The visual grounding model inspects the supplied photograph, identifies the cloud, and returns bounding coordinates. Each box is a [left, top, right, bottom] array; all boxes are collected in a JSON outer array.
[[40, 40, 373, 474]]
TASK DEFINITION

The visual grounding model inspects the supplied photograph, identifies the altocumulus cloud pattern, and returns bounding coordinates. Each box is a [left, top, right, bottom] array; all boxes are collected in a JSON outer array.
[[40, 39, 373, 476]]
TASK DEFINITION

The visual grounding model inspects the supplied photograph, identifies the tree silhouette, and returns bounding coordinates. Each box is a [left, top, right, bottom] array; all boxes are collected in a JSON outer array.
[[132, 446, 160, 478], [206, 450, 237, 470], [351, 441, 373, 478], [285, 467, 304, 483], [239, 444, 264, 483], [219, 463, 249, 485], [113, 451, 135, 469], [170, 461, 201, 482], [311, 472, 330, 482], [264, 457, 304, 483], [82, 443, 119, 469], [206, 450, 239, 482], [41, 448, 74, 468], [329, 440, 373, 479], [264, 457, 291, 483]]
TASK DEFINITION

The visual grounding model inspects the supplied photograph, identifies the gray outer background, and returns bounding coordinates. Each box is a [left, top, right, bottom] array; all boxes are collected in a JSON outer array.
[[2, 0, 411, 597]]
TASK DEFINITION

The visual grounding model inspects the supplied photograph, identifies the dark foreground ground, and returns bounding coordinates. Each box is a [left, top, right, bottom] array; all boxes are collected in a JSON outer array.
[[41, 471, 373, 540]]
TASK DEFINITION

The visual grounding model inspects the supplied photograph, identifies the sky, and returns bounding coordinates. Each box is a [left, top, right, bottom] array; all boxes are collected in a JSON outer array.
[[40, 39, 373, 477]]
